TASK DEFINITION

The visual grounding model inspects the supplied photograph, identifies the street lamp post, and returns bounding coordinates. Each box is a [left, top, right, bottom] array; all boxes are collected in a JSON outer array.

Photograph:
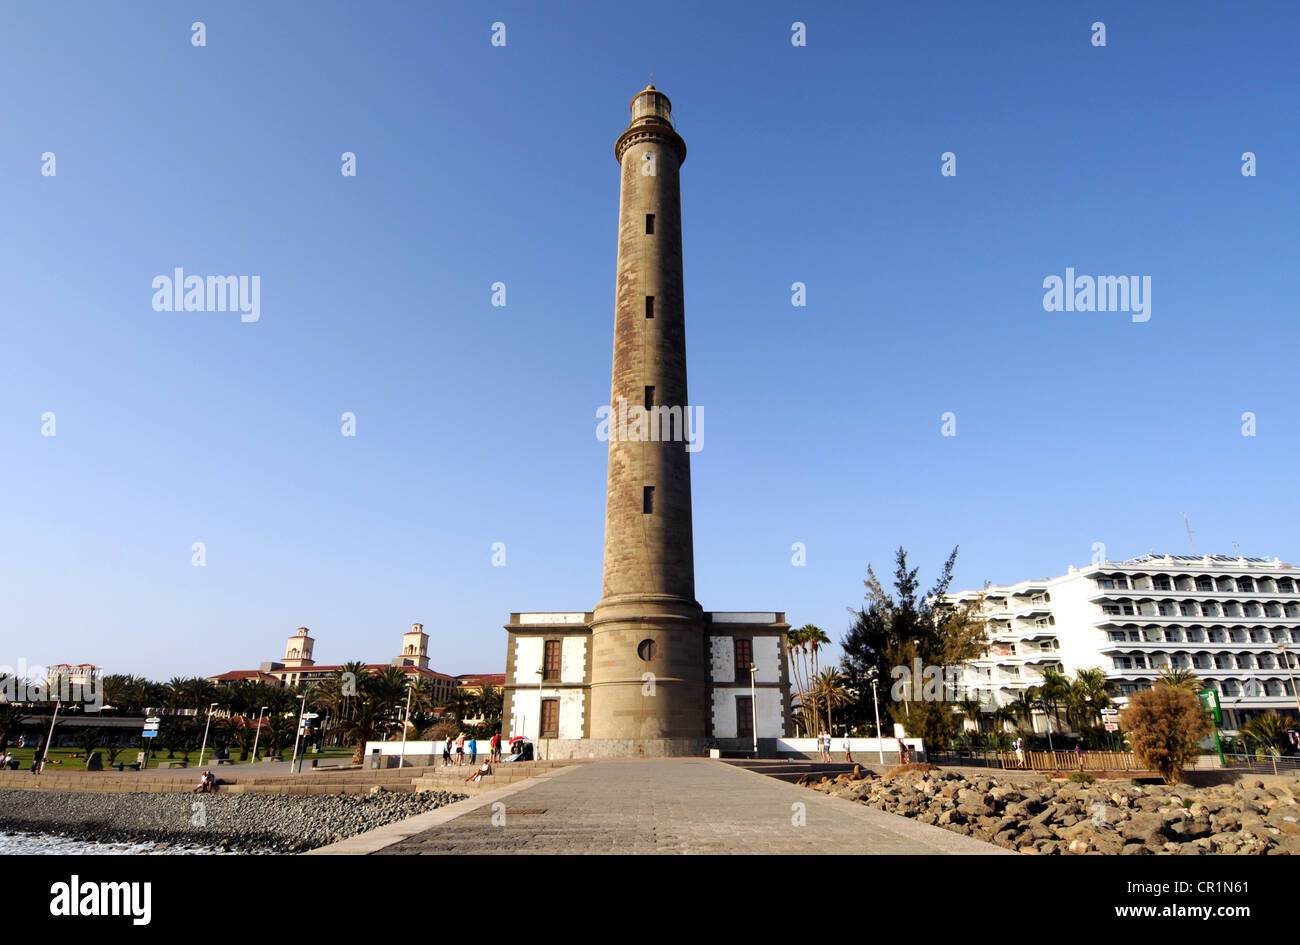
[[39, 701, 62, 774], [1280, 644, 1300, 718], [870, 677, 884, 764], [197, 702, 218, 767], [250, 706, 267, 763], [536, 669, 545, 760], [748, 663, 758, 758], [289, 694, 307, 774], [399, 681, 413, 769]]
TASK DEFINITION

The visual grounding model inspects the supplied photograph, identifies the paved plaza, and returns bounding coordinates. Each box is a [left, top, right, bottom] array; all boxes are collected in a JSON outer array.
[[344, 759, 1009, 855]]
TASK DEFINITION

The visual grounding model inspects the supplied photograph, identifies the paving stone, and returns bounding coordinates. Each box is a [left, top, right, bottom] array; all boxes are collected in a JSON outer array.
[[373, 760, 1010, 855]]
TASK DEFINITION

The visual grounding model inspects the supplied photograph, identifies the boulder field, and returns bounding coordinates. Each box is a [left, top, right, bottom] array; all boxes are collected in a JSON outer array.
[[800, 765, 1300, 855]]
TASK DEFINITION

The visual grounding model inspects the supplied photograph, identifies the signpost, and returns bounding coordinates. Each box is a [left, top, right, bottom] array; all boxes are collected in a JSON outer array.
[[1100, 708, 1120, 748], [1196, 688, 1226, 766], [140, 717, 161, 769]]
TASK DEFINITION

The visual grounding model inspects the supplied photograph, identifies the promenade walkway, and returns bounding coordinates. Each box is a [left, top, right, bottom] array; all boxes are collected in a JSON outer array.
[[322, 758, 1010, 855]]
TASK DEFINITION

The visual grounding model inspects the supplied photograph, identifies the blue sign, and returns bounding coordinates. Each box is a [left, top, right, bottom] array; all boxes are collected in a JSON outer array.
[[141, 730, 158, 738]]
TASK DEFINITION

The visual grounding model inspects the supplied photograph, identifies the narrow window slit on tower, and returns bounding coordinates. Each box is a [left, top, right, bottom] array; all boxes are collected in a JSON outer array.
[[645, 214, 655, 234], [645, 296, 654, 319], [643, 485, 654, 514], [644, 386, 654, 409]]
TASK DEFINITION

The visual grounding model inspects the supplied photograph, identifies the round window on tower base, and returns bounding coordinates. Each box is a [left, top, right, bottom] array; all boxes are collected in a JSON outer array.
[[637, 639, 657, 661]]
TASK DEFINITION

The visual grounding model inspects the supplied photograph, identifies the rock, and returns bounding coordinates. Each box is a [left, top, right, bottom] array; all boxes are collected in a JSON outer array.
[[1117, 811, 1169, 844], [1057, 822, 1097, 843]]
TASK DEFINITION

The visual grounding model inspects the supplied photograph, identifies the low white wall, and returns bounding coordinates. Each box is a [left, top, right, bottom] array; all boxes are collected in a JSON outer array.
[[778, 737, 925, 757], [365, 740, 494, 756]]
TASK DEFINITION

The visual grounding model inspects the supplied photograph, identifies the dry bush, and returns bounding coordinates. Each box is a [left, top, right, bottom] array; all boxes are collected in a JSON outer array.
[[884, 762, 940, 778], [1120, 685, 1211, 784]]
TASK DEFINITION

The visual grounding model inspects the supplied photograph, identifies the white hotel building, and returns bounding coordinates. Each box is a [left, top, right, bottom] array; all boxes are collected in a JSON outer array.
[[947, 554, 1300, 732]]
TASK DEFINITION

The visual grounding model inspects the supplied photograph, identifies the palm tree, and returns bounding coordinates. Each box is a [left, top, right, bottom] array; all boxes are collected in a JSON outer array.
[[231, 716, 258, 761], [1241, 714, 1300, 757], [1006, 688, 1039, 730], [1156, 666, 1203, 691], [1038, 668, 1072, 738], [164, 677, 188, 711], [0, 703, 27, 748], [789, 625, 829, 733], [988, 703, 1018, 740], [365, 666, 408, 719], [958, 695, 984, 733], [1069, 667, 1118, 730], [806, 626, 831, 685], [449, 689, 475, 725], [261, 712, 295, 758], [335, 661, 371, 719], [814, 669, 847, 736], [784, 626, 811, 734], [343, 701, 393, 764]]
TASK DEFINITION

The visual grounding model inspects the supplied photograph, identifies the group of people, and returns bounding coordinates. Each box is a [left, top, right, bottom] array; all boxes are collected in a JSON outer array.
[[440, 732, 504, 767], [1010, 738, 1087, 770], [1, 747, 45, 773], [814, 733, 913, 765], [193, 769, 216, 793], [813, 730, 854, 763]]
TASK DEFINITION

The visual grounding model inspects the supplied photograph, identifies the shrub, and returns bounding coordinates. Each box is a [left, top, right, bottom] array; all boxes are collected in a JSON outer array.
[[884, 762, 939, 778], [1067, 771, 1094, 784], [1120, 685, 1212, 784]]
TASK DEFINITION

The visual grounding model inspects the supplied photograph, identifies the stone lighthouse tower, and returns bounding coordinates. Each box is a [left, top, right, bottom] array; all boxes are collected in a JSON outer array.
[[501, 86, 791, 758], [589, 85, 706, 745]]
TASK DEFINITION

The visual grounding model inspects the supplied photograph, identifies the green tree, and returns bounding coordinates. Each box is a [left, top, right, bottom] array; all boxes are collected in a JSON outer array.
[[343, 701, 393, 765], [448, 689, 475, 725], [1241, 714, 1300, 756], [0, 703, 26, 748], [1037, 667, 1072, 737], [840, 546, 988, 742], [475, 684, 504, 725], [1156, 666, 1203, 691], [74, 727, 100, 758], [1006, 687, 1042, 731], [784, 626, 814, 735], [262, 713, 295, 758], [813, 669, 848, 735], [231, 716, 258, 761]]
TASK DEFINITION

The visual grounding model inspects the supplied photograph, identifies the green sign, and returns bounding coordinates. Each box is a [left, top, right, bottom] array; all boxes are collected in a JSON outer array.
[[1196, 688, 1221, 724]]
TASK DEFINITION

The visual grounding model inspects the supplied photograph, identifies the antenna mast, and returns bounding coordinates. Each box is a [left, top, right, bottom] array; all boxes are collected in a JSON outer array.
[[1181, 512, 1196, 554]]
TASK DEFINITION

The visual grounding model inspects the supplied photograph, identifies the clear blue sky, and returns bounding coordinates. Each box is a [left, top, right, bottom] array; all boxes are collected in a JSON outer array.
[[2, 2, 1296, 681]]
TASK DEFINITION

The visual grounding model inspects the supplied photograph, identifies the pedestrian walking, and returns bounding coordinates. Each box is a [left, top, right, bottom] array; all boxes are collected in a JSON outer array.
[[455, 732, 465, 766], [442, 737, 452, 767], [468, 737, 478, 765], [490, 731, 501, 762], [1013, 736, 1025, 768], [897, 737, 910, 765], [842, 731, 853, 763]]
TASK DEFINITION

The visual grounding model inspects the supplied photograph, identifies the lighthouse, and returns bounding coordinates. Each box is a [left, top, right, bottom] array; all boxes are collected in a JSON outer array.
[[589, 85, 706, 741], [500, 86, 790, 758]]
